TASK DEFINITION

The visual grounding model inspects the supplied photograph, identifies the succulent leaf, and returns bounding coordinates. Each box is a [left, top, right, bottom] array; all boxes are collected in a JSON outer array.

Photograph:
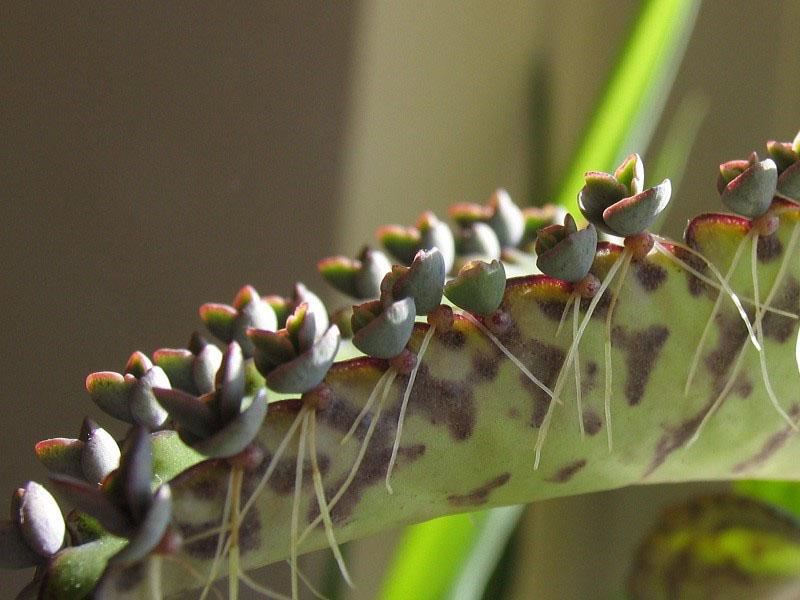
[[14, 482, 65, 559], [535, 218, 599, 283], [265, 325, 341, 393], [352, 297, 416, 358], [377, 224, 422, 265], [602, 179, 672, 237], [719, 157, 778, 219], [486, 189, 524, 248], [389, 248, 446, 316], [455, 222, 502, 261], [191, 389, 268, 457], [417, 211, 456, 273], [443, 260, 507, 315], [107, 484, 171, 566]]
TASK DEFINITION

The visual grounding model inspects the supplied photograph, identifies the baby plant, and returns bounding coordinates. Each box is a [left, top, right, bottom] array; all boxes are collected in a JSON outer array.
[[3, 129, 800, 599]]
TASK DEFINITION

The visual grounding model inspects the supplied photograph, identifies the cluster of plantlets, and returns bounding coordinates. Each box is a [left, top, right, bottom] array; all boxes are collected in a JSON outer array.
[[2, 131, 800, 599]]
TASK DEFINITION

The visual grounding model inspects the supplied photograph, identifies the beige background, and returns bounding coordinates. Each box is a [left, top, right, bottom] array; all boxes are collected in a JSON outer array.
[[2, 1, 799, 597]]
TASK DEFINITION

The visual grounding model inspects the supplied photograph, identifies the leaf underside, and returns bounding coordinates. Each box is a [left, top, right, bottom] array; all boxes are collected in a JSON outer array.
[[77, 206, 800, 596]]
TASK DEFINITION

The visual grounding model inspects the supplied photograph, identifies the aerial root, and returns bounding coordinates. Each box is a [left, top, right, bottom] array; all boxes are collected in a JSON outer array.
[[164, 555, 224, 600], [341, 368, 392, 446], [309, 411, 354, 588], [573, 297, 584, 437], [683, 234, 748, 396], [556, 295, 574, 337], [461, 311, 555, 401], [604, 249, 632, 453], [750, 232, 798, 430], [148, 555, 163, 600], [298, 370, 396, 546], [653, 238, 760, 351], [228, 467, 244, 600], [534, 253, 627, 469], [238, 570, 292, 600], [688, 222, 800, 445], [294, 562, 331, 600], [290, 408, 310, 600], [198, 469, 234, 600], [239, 408, 306, 521], [386, 326, 436, 493]]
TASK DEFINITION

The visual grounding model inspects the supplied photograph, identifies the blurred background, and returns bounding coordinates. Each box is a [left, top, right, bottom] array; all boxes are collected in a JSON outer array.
[[2, 1, 800, 597]]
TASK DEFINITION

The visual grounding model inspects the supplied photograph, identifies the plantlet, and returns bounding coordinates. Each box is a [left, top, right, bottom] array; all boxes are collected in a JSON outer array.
[[2, 128, 800, 599]]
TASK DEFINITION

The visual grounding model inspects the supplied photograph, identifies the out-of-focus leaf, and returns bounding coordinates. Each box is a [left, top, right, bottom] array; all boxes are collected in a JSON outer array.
[[445, 505, 524, 600], [628, 495, 800, 600], [377, 513, 480, 600], [554, 0, 700, 215], [736, 481, 800, 520]]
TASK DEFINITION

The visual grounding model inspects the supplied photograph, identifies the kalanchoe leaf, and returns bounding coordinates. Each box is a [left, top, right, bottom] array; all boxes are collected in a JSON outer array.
[[602, 179, 672, 237], [127, 364, 170, 430], [354, 247, 393, 298], [215, 342, 246, 422], [34, 438, 84, 480], [265, 325, 341, 393], [66, 510, 107, 545], [198, 302, 237, 344], [78, 419, 120, 485], [192, 389, 268, 457], [49, 475, 133, 537], [331, 306, 354, 338], [486, 188, 524, 248], [778, 161, 800, 200], [716, 158, 752, 194], [448, 202, 490, 227], [248, 328, 298, 375], [318, 247, 391, 299], [108, 484, 172, 567], [455, 222, 501, 260], [43, 535, 126, 600], [264, 294, 292, 328], [293, 282, 329, 340], [417, 211, 456, 273], [443, 259, 507, 315], [352, 297, 416, 358], [0, 519, 42, 568], [87, 353, 171, 429], [578, 171, 628, 234], [290, 304, 319, 352], [124, 351, 152, 379], [386, 248, 446, 316], [200, 285, 277, 357], [718, 156, 778, 219], [85, 372, 134, 423], [117, 427, 153, 523], [377, 224, 421, 265], [613, 152, 644, 195], [154, 333, 222, 396], [152, 388, 218, 439], [578, 155, 671, 237], [317, 256, 361, 298], [520, 203, 565, 249], [536, 215, 599, 283], [14, 482, 65, 558], [766, 140, 798, 172]]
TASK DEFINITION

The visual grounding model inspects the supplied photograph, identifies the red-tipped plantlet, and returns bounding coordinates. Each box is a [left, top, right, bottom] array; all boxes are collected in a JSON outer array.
[[687, 138, 800, 445], [245, 302, 345, 600], [559, 154, 674, 457]]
